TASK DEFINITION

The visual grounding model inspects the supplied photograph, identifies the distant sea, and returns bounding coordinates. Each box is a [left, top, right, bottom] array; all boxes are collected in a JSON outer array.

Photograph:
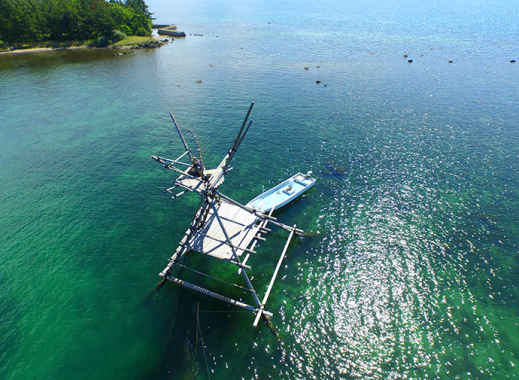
[[1, 0, 518, 378]]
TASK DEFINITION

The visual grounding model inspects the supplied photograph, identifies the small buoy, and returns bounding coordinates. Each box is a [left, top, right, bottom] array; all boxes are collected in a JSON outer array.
[[448, 60, 453, 63], [511, 60, 517, 63], [407, 59, 413, 63], [316, 80, 321, 84]]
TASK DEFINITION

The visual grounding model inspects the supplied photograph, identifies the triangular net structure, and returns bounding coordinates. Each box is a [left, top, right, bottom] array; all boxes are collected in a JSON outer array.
[[151, 103, 303, 326]]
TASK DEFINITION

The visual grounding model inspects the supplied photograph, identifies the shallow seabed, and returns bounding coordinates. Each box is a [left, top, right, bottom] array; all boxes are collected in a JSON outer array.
[[1, 1, 518, 379]]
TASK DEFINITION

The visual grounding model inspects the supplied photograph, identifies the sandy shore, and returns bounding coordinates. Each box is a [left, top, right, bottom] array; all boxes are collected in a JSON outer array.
[[0, 45, 87, 56]]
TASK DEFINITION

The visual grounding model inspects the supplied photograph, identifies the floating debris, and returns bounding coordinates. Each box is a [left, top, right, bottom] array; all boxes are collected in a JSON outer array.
[[448, 60, 453, 63], [316, 65, 320, 69], [316, 80, 321, 84], [195, 80, 202, 84], [511, 60, 517, 63], [304, 67, 309, 70], [407, 59, 413, 63], [403, 54, 408, 58]]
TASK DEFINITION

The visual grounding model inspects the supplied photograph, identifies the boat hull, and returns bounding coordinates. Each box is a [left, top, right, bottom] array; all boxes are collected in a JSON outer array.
[[246, 172, 316, 213]]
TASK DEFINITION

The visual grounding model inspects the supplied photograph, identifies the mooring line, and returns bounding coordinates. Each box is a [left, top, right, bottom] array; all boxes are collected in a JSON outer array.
[[196, 302, 212, 380]]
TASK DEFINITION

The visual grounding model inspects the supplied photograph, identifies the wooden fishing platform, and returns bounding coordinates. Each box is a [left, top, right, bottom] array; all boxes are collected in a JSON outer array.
[[152, 103, 305, 327]]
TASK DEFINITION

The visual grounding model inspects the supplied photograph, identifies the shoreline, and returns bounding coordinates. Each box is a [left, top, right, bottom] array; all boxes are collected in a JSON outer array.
[[0, 34, 164, 56], [0, 45, 89, 56]]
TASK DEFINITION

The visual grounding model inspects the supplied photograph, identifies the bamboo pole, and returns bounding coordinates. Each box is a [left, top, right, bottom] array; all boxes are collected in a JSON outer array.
[[202, 234, 257, 255], [171, 190, 186, 200], [165, 274, 272, 318], [209, 202, 262, 308], [253, 225, 296, 327], [240, 207, 274, 273], [235, 120, 253, 152], [152, 154, 192, 168], [159, 203, 209, 277], [169, 112, 194, 161], [229, 102, 254, 158], [216, 192, 304, 235]]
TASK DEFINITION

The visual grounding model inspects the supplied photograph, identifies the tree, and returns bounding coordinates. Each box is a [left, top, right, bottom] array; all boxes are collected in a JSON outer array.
[[0, 0, 152, 44]]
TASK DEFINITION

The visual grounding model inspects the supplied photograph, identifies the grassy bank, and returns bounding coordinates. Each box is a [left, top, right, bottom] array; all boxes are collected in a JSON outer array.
[[111, 35, 155, 47]]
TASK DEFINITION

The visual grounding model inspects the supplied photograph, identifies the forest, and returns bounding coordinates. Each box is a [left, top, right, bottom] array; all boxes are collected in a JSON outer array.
[[0, 0, 152, 45]]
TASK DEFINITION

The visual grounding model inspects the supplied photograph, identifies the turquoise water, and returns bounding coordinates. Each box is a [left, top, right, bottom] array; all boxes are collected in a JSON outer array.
[[1, 1, 519, 378]]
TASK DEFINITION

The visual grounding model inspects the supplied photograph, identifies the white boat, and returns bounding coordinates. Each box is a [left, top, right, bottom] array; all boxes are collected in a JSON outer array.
[[246, 172, 316, 213]]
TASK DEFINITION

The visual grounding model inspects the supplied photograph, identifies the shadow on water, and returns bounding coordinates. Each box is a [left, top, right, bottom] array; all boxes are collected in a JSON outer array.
[[0, 49, 129, 72], [0, 278, 21, 380], [139, 239, 302, 379]]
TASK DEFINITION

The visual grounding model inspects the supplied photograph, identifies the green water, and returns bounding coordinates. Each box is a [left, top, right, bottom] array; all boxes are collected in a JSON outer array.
[[1, 1, 519, 378]]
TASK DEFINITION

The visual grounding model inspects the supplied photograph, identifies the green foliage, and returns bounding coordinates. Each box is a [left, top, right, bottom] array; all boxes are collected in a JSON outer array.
[[91, 35, 109, 47], [0, 0, 153, 44], [111, 29, 126, 42], [119, 24, 131, 35], [135, 27, 147, 36]]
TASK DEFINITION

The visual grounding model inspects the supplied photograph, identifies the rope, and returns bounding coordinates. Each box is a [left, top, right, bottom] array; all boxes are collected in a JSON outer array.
[[195, 302, 211, 380]]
